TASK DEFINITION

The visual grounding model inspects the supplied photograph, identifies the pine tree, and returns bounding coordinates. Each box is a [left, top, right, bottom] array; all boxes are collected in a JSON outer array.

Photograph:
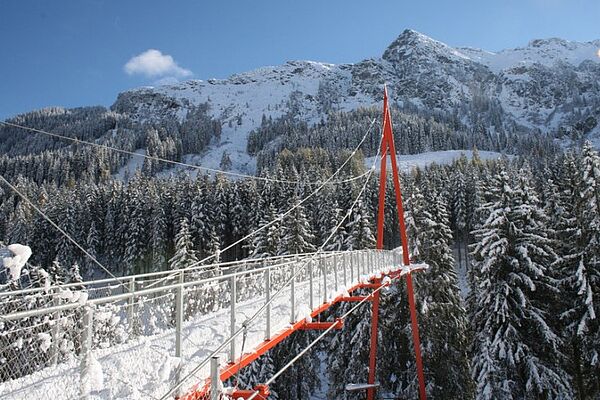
[[250, 202, 279, 258], [561, 142, 600, 398], [272, 331, 320, 400], [85, 220, 99, 278], [470, 170, 572, 399], [414, 192, 472, 398], [278, 195, 316, 255], [169, 217, 198, 271], [345, 198, 375, 251], [236, 352, 278, 399], [6, 201, 29, 245], [151, 194, 168, 272], [343, 303, 372, 400]]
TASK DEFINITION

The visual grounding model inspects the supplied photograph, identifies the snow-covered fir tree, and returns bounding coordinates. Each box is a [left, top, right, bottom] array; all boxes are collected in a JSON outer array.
[[469, 169, 572, 399], [272, 331, 320, 400], [559, 142, 600, 398], [169, 217, 198, 271], [250, 202, 280, 258], [278, 194, 316, 255], [345, 198, 376, 250]]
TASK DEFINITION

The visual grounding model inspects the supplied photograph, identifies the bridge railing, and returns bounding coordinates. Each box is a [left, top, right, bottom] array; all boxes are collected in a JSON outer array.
[[0, 249, 400, 400]]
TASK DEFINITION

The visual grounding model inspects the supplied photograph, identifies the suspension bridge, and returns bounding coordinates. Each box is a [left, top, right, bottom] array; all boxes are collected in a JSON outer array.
[[0, 87, 428, 399]]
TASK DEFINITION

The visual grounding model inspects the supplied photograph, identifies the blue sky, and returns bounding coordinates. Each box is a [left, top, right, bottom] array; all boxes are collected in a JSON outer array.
[[1, 0, 599, 120]]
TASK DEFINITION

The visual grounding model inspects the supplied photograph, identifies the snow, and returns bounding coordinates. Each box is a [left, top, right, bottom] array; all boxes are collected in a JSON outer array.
[[81, 355, 104, 396], [114, 149, 146, 180], [145, 61, 334, 175], [109, 31, 600, 180], [458, 38, 600, 73], [58, 288, 89, 304], [2, 258, 407, 399], [345, 383, 380, 391], [38, 332, 52, 353], [296, 304, 313, 323], [2, 244, 32, 281], [365, 150, 509, 173], [158, 356, 181, 383]]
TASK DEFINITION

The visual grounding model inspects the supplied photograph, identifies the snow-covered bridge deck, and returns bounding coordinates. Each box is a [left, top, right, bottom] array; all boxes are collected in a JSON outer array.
[[0, 249, 413, 399]]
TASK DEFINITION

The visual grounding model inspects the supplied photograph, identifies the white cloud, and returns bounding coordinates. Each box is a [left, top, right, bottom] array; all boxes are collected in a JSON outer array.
[[124, 49, 192, 79]]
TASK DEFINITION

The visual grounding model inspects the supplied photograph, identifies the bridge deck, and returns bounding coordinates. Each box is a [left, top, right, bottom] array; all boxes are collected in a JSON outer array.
[[1, 251, 415, 400]]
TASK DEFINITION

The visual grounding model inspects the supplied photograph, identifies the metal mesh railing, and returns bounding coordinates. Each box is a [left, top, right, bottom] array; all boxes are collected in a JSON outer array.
[[0, 249, 400, 399]]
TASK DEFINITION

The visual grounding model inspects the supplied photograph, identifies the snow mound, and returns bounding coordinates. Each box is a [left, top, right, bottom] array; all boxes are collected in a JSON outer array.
[[2, 244, 32, 281], [295, 305, 313, 323]]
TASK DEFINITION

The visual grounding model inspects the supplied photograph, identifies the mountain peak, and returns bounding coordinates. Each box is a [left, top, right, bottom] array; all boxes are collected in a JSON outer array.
[[528, 37, 577, 50], [382, 29, 470, 64], [384, 29, 436, 51]]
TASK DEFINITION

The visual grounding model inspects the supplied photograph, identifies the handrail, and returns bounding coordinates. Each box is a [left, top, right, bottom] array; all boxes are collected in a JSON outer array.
[[0, 251, 348, 298], [0, 250, 375, 321]]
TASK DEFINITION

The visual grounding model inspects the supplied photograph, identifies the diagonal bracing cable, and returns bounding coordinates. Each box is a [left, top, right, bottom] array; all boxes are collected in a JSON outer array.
[[0, 174, 132, 293], [246, 281, 392, 400], [144, 118, 378, 291], [159, 129, 383, 400]]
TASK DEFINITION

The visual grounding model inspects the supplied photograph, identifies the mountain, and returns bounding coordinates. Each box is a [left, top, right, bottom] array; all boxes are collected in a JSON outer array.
[[5, 29, 600, 174]]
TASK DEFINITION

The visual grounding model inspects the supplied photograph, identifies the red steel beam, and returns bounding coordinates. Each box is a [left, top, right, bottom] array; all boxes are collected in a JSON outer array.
[[369, 85, 426, 400], [358, 283, 384, 290], [229, 384, 270, 399], [338, 296, 370, 302], [182, 270, 402, 400], [179, 262, 410, 400], [300, 319, 344, 330]]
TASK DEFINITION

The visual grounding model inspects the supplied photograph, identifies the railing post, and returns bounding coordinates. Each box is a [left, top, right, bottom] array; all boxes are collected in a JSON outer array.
[[210, 356, 221, 400], [80, 305, 94, 400], [175, 270, 184, 361], [265, 268, 271, 340], [127, 277, 136, 334], [322, 255, 327, 304], [230, 275, 236, 363], [343, 253, 348, 287], [333, 254, 339, 292], [309, 259, 314, 310], [350, 252, 355, 283], [50, 290, 61, 366], [359, 251, 363, 278], [290, 257, 296, 324]]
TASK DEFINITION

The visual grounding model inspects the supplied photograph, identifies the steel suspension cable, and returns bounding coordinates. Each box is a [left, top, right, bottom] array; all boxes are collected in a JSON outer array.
[[145, 119, 378, 290], [0, 174, 132, 293], [247, 282, 392, 400], [159, 129, 383, 400], [0, 119, 375, 186]]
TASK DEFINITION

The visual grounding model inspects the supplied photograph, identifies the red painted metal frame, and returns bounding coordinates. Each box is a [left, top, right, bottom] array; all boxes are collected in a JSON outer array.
[[230, 384, 270, 399], [300, 320, 344, 330], [339, 295, 370, 302], [370, 86, 427, 400], [180, 274, 394, 400]]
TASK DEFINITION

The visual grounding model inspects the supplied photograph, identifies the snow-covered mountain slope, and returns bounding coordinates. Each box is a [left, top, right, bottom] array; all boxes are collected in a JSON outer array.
[[109, 29, 600, 173], [459, 37, 600, 72]]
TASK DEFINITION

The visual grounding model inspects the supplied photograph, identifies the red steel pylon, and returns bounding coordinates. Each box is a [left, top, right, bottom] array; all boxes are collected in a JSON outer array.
[[369, 85, 427, 400]]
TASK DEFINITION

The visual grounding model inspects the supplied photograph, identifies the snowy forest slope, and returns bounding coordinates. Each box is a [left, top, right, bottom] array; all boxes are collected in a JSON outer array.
[[3, 29, 600, 176]]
